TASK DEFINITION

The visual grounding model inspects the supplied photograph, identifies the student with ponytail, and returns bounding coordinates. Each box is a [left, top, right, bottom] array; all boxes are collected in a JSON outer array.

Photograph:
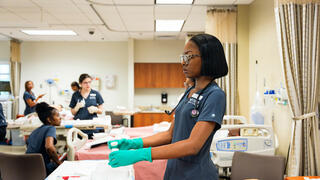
[[26, 102, 62, 176]]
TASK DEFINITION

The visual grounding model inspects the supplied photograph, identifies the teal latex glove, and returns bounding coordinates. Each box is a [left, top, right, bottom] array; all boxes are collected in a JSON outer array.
[[108, 147, 152, 168], [108, 138, 143, 150]]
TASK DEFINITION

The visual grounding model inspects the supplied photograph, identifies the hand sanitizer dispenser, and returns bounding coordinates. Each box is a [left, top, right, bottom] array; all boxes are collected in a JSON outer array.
[[161, 92, 168, 104]]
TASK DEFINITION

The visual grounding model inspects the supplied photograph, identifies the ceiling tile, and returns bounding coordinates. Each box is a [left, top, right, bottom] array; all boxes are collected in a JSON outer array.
[[0, 0, 35, 8], [194, 0, 236, 5], [42, 13, 62, 24], [182, 6, 206, 32], [31, 0, 75, 8], [155, 5, 191, 20], [117, 6, 154, 31], [5, 7, 42, 23], [40, 4, 92, 25], [74, 4, 103, 24], [0, 0, 212, 41], [0, 9, 27, 25], [84, 0, 113, 4], [113, 0, 154, 5], [94, 5, 127, 31]]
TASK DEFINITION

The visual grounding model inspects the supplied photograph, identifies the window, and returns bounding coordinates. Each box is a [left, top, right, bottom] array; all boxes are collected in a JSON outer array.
[[0, 63, 11, 97]]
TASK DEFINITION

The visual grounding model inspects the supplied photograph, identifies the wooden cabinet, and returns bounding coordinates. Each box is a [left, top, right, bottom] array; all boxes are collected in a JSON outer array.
[[133, 113, 174, 127], [134, 63, 185, 88]]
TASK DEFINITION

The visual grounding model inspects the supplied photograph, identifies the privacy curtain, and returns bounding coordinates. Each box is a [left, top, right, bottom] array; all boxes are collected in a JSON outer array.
[[205, 8, 238, 118], [10, 40, 21, 118], [274, 0, 320, 176]]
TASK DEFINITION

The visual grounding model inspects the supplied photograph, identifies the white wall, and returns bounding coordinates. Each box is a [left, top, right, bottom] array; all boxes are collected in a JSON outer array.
[[134, 40, 185, 63], [19, 41, 129, 113], [237, 6, 250, 120], [18, 39, 186, 113], [248, 0, 292, 157], [133, 40, 186, 107], [0, 41, 10, 60]]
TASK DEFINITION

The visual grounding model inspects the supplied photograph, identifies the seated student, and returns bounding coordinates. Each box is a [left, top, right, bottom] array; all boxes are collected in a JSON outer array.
[[26, 102, 62, 176], [0, 103, 7, 144]]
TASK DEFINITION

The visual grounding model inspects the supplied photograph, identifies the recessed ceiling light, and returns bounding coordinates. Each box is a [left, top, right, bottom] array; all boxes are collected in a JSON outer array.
[[156, 0, 193, 4], [156, 20, 184, 32], [21, 30, 77, 36]]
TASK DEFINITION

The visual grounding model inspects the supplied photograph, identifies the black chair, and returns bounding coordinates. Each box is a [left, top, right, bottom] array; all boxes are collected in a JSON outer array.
[[231, 151, 285, 180], [0, 152, 46, 180]]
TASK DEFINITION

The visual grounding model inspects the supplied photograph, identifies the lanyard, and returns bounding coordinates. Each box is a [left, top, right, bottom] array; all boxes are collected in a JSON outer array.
[[165, 79, 214, 117]]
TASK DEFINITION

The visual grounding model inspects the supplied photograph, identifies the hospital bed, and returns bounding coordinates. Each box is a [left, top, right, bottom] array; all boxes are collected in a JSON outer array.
[[211, 116, 278, 178], [46, 160, 134, 180], [66, 125, 169, 180], [7, 113, 110, 153], [6, 112, 110, 136]]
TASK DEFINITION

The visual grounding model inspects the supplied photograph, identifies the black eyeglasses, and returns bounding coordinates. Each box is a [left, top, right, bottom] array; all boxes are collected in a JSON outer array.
[[180, 54, 201, 65]]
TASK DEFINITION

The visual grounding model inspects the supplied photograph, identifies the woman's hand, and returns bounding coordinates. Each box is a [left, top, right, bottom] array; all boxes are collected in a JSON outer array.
[[45, 137, 62, 166], [108, 147, 152, 168], [88, 106, 99, 114], [108, 138, 143, 150], [38, 94, 46, 99]]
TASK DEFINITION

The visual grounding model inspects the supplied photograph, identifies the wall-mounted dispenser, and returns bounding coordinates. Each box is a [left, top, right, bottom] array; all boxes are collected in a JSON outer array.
[[161, 92, 168, 104]]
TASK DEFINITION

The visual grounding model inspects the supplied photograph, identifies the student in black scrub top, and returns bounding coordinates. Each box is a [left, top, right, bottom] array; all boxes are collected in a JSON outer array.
[[23, 81, 45, 115], [108, 34, 228, 180], [26, 102, 62, 175], [70, 81, 80, 92], [0, 103, 7, 144], [69, 74, 104, 120]]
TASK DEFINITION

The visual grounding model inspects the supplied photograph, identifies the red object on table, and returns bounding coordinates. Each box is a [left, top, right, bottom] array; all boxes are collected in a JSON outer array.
[[75, 126, 167, 180], [62, 176, 80, 180], [16, 114, 24, 119]]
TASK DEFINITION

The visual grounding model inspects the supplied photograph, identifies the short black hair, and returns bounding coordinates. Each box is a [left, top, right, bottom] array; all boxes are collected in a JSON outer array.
[[71, 81, 80, 89], [190, 34, 228, 79], [35, 102, 55, 125], [79, 73, 92, 83]]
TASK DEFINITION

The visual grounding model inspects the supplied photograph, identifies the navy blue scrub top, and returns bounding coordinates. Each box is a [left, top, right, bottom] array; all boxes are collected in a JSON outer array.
[[69, 89, 104, 120], [164, 82, 226, 180], [0, 103, 7, 127], [26, 125, 57, 173], [23, 91, 36, 115]]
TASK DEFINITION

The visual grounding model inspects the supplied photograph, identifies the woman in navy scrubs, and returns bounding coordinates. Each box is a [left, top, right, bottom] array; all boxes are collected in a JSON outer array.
[[0, 103, 7, 143], [69, 74, 104, 120], [23, 81, 45, 115], [108, 34, 228, 180]]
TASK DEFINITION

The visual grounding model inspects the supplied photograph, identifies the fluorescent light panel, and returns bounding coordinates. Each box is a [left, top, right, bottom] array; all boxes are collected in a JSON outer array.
[[156, 0, 193, 4], [156, 20, 184, 32], [21, 30, 77, 36]]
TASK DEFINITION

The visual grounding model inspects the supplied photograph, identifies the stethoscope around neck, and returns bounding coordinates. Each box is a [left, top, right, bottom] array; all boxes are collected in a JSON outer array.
[[165, 79, 214, 118]]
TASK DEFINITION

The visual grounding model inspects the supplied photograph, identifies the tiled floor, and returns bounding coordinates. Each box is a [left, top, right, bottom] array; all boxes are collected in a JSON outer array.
[[0, 145, 26, 154]]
